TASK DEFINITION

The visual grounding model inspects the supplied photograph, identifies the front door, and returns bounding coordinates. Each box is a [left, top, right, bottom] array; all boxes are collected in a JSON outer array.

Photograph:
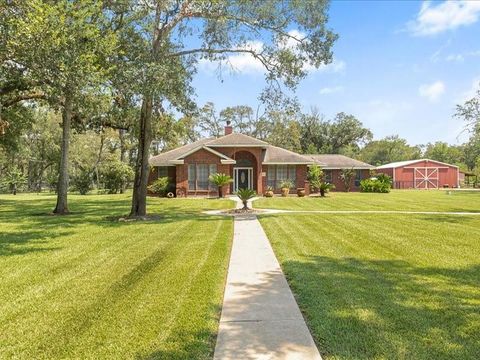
[[234, 168, 253, 192]]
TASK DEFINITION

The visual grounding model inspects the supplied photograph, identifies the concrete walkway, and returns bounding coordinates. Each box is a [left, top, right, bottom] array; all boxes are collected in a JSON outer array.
[[214, 213, 322, 360]]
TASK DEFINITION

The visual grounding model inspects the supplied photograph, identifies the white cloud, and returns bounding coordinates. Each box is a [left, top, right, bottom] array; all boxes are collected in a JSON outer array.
[[418, 81, 446, 102], [445, 49, 480, 62], [199, 30, 345, 75], [315, 59, 346, 74], [198, 40, 265, 74], [445, 54, 464, 62], [319, 86, 344, 95], [407, 1, 480, 36]]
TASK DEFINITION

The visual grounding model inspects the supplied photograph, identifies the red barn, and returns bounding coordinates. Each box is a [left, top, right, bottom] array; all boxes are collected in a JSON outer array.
[[376, 159, 459, 189]]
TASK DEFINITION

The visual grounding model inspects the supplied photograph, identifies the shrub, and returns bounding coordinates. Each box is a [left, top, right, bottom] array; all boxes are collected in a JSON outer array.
[[100, 161, 134, 194], [340, 168, 355, 192], [376, 173, 393, 187], [319, 182, 335, 197], [148, 177, 170, 197], [71, 169, 93, 195], [236, 188, 256, 209], [279, 179, 294, 189], [1, 166, 27, 195], [360, 177, 391, 193], [307, 164, 324, 192], [209, 173, 233, 198]]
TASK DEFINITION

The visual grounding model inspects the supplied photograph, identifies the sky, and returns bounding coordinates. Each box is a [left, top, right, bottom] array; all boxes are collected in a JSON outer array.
[[191, 0, 480, 146]]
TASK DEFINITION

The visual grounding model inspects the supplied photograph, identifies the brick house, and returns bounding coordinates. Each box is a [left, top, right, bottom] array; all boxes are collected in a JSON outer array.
[[148, 125, 375, 196]]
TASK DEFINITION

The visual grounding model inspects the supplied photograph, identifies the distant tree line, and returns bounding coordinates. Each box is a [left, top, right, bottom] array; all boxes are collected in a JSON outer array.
[[1, 1, 479, 211], [0, 0, 338, 216]]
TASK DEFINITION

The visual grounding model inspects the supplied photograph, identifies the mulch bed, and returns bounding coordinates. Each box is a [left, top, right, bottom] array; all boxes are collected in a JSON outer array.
[[222, 208, 264, 215]]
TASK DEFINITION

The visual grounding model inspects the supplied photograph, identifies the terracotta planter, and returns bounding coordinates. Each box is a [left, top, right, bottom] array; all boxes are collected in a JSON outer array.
[[264, 191, 274, 198], [297, 188, 305, 197], [281, 188, 290, 197]]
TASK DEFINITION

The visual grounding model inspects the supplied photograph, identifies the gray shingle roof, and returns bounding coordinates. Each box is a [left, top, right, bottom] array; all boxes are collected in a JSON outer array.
[[307, 154, 374, 169], [149, 138, 214, 166], [149, 132, 375, 168], [206, 133, 268, 147], [263, 146, 314, 164]]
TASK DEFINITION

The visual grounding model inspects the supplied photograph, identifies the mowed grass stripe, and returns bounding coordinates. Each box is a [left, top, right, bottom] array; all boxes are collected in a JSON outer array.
[[143, 219, 225, 351], [255, 190, 480, 212], [53, 219, 199, 357], [0, 194, 234, 359], [259, 213, 480, 360], [0, 219, 196, 330]]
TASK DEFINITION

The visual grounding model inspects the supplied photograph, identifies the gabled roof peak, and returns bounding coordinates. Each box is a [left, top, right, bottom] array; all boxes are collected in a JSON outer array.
[[205, 132, 268, 147]]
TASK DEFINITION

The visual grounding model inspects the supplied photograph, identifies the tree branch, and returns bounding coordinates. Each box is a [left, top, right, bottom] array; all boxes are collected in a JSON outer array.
[[2, 91, 46, 107]]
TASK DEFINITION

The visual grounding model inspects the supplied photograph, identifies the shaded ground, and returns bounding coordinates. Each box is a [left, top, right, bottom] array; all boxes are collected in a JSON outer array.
[[259, 213, 480, 360], [0, 193, 234, 359]]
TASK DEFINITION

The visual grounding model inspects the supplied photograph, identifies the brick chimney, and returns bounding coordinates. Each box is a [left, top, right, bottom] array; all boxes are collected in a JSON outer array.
[[224, 120, 233, 135]]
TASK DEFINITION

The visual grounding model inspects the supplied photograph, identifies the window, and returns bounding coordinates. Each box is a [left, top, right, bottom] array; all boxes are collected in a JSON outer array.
[[267, 165, 297, 189], [197, 164, 209, 190], [289, 165, 296, 182], [188, 164, 196, 190], [276, 165, 288, 180], [188, 163, 217, 191], [158, 166, 169, 178], [209, 164, 217, 190], [355, 170, 362, 187], [324, 170, 332, 183]]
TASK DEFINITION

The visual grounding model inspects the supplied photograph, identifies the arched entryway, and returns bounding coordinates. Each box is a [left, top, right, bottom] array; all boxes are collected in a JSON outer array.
[[232, 151, 258, 192]]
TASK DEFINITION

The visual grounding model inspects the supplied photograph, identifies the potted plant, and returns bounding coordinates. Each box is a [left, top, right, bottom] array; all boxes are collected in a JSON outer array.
[[319, 182, 335, 197], [279, 180, 294, 197], [209, 173, 233, 198], [264, 186, 274, 197], [236, 188, 257, 210], [297, 188, 306, 197]]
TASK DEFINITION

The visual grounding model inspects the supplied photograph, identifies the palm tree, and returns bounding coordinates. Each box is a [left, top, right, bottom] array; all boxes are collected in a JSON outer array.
[[209, 173, 233, 198], [319, 182, 335, 197], [236, 188, 256, 210]]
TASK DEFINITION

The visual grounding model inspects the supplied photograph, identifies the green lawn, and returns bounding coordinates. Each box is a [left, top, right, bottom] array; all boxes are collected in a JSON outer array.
[[0, 193, 234, 359], [258, 211, 480, 360], [255, 190, 480, 212]]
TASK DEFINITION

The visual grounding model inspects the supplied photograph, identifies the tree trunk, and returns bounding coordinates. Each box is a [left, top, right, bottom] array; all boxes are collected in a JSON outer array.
[[53, 92, 72, 214], [119, 128, 126, 193], [320, 188, 325, 197], [129, 96, 153, 217], [93, 133, 105, 190], [218, 186, 223, 198]]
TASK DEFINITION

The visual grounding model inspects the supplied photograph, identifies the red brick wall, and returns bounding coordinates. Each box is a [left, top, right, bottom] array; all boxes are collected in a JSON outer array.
[[215, 147, 264, 194], [147, 166, 176, 196], [176, 148, 231, 196], [326, 169, 370, 192], [262, 164, 309, 194]]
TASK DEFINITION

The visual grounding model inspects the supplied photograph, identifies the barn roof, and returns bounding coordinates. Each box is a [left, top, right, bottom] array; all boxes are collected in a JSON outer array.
[[376, 159, 459, 169], [307, 154, 375, 169]]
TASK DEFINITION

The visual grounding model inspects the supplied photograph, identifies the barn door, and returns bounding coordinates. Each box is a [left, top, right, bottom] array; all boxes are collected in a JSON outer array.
[[414, 168, 438, 189]]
